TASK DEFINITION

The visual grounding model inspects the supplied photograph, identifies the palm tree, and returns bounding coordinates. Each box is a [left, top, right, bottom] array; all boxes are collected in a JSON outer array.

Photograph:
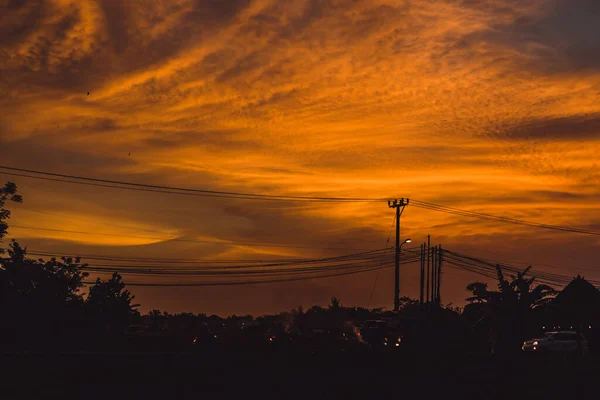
[[465, 265, 556, 355]]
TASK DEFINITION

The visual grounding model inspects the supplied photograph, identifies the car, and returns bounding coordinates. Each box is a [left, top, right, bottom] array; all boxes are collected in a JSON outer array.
[[522, 331, 589, 355], [382, 317, 419, 350], [360, 320, 388, 347], [383, 335, 403, 348]]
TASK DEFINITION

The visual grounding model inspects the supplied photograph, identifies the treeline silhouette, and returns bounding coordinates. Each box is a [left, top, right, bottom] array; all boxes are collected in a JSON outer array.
[[2, 181, 600, 357], [0, 182, 137, 352]]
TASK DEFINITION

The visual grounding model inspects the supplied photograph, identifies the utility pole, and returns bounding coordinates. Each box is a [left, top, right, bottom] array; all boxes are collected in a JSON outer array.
[[388, 198, 409, 312], [419, 243, 425, 305], [426, 235, 430, 305], [436, 245, 443, 304], [431, 245, 437, 304]]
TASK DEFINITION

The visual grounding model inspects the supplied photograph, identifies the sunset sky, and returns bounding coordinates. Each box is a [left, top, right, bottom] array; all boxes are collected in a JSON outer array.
[[1, 0, 600, 316]]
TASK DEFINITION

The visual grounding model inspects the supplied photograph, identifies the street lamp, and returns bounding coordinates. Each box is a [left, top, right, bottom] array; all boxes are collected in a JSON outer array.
[[394, 238, 412, 312]]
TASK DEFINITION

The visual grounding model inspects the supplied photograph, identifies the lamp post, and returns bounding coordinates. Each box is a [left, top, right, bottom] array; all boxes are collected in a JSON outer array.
[[395, 238, 411, 311]]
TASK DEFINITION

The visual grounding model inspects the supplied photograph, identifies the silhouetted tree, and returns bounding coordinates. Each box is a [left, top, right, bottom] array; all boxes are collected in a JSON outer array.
[[329, 296, 341, 309], [0, 182, 97, 350], [0, 240, 89, 350], [465, 265, 555, 355], [148, 309, 167, 331], [398, 296, 419, 310], [86, 272, 138, 334], [0, 183, 144, 350], [0, 181, 22, 253]]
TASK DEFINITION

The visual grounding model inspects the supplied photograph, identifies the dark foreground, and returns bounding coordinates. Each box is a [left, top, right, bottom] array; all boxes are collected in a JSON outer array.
[[2, 349, 597, 399]]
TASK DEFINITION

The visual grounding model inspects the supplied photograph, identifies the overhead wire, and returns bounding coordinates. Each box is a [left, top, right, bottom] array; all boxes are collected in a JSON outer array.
[[72, 246, 421, 286], [3, 165, 600, 238], [15, 207, 174, 235], [80, 250, 419, 274], [367, 212, 397, 307], [83, 257, 420, 278], [441, 249, 599, 290], [25, 247, 394, 265], [82, 252, 405, 274], [87, 264, 397, 287], [83, 255, 423, 286], [0, 166, 388, 203], [411, 199, 600, 236], [10, 224, 380, 251], [3, 166, 598, 289]]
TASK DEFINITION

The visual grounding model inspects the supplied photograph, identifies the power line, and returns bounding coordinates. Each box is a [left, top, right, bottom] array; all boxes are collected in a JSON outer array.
[[16, 207, 173, 235], [82, 257, 421, 277], [13, 206, 385, 245], [79, 251, 417, 274], [24, 247, 393, 264], [66, 247, 423, 287], [10, 225, 381, 251], [367, 213, 397, 308], [0, 166, 388, 203], [4, 165, 600, 237], [81, 252, 406, 273], [81, 254, 423, 286], [17, 247, 410, 276], [449, 248, 600, 273], [83, 264, 397, 287], [411, 199, 600, 237], [441, 249, 600, 289], [1, 242, 420, 287]]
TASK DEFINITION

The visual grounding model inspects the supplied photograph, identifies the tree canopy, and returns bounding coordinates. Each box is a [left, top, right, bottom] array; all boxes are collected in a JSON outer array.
[[0, 182, 138, 350], [0, 181, 22, 253]]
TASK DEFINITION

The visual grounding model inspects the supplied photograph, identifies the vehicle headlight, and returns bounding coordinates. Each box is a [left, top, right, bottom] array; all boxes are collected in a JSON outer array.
[[533, 341, 538, 346], [397, 338, 401, 343]]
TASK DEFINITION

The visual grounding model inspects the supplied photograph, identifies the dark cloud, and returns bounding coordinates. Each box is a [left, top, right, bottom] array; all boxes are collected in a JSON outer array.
[[216, 51, 268, 83], [0, 0, 44, 47], [531, 190, 594, 201], [186, 0, 251, 24], [239, 12, 281, 39], [21, 117, 120, 142], [96, 0, 130, 55], [478, 0, 600, 74], [0, 1, 100, 92], [497, 113, 600, 141], [0, 0, 253, 94], [277, 0, 325, 39], [0, 133, 131, 171], [199, 49, 239, 76], [142, 129, 263, 152]]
